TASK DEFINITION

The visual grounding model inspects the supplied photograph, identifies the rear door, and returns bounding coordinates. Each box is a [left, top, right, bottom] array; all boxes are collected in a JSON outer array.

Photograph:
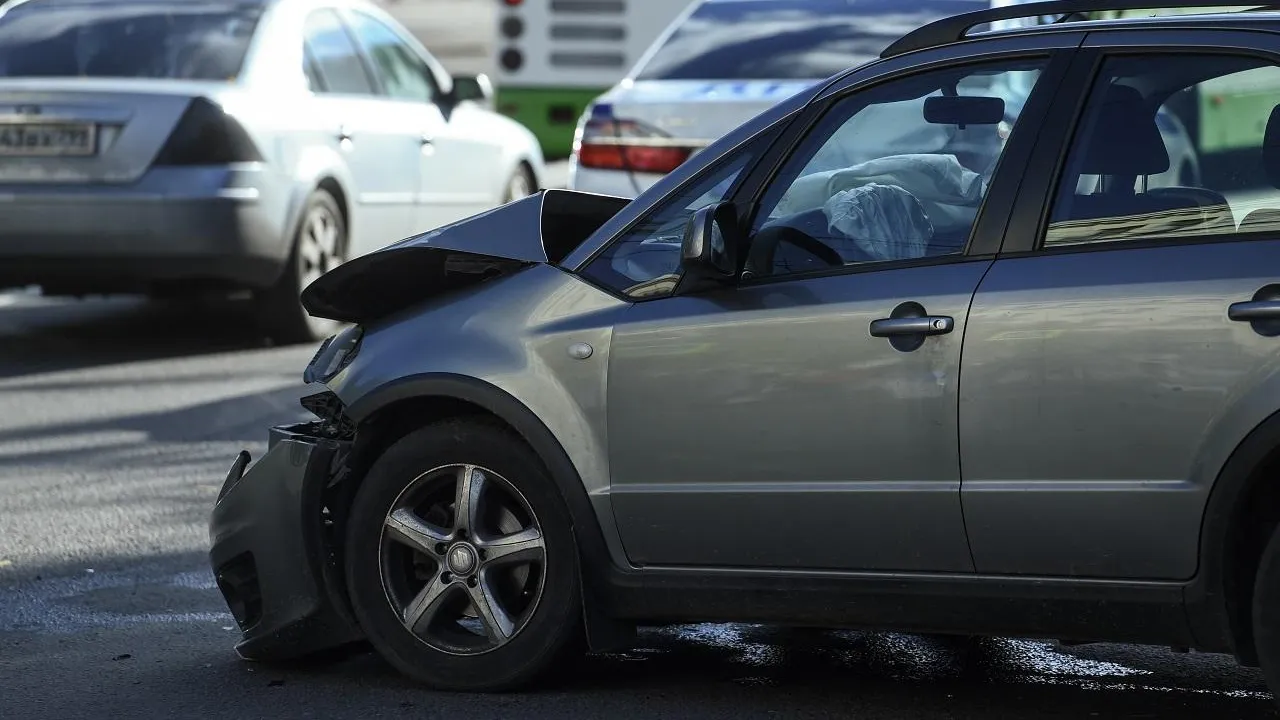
[[341, 8, 500, 233], [959, 32, 1280, 581], [302, 7, 419, 254]]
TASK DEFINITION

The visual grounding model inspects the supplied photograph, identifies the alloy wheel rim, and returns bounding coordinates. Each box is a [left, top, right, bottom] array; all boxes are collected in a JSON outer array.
[[378, 463, 547, 656], [298, 205, 343, 289]]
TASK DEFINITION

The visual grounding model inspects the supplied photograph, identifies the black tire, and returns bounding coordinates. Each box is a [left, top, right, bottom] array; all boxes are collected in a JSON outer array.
[[253, 188, 346, 345], [344, 418, 583, 692], [1253, 523, 1280, 706]]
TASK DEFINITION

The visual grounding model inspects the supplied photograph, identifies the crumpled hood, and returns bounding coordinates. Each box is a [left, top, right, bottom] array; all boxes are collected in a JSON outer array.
[[300, 189, 630, 325]]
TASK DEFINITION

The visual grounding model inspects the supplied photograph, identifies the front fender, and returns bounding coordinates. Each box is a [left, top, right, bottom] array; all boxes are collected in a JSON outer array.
[[325, 264, 632, 567]]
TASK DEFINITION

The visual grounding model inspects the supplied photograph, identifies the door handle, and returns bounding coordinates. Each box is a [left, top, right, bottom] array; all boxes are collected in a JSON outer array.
[[869, 315, 954, 337], [1228, 300, 1280, 321]]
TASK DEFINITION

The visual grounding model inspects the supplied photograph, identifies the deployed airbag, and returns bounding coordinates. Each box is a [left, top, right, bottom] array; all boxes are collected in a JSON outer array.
[[823, 183, 934, 262]]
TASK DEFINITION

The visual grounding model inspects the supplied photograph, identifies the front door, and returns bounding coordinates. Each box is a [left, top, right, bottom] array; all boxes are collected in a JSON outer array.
[[585, 56, 1060, 572]]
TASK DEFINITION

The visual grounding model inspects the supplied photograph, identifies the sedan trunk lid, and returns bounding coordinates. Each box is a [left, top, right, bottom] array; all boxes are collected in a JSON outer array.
[[0, 79, 226, 184]]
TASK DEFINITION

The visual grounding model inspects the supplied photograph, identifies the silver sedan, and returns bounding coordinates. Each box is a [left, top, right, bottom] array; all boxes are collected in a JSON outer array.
[[0, 0, 546, 342]]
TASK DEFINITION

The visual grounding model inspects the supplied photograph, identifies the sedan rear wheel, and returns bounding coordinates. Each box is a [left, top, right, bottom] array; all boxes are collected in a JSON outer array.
[[253, 188, 345, 344], [345, 419, 583, 691], [504, 163, 536, 204]]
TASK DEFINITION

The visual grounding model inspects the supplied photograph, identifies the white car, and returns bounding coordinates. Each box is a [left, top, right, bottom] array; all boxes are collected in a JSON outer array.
[[0, 0, 545, 342], [567, 0, 989, 198]]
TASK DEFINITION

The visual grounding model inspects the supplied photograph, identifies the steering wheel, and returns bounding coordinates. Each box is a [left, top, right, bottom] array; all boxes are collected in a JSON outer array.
[[744, 224, 845, 278]]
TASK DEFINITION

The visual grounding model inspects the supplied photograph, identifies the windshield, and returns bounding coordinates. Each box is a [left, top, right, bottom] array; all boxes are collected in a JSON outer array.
[[635, 0, 989, 82], [0, 1, 262, 80]]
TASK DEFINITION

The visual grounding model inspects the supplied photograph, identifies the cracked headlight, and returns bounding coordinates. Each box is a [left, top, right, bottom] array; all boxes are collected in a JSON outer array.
[[303, 325, 363, 384]]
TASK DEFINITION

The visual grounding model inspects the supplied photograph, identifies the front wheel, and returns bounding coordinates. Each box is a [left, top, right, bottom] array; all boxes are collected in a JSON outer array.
[[344, 419, 583, 691]]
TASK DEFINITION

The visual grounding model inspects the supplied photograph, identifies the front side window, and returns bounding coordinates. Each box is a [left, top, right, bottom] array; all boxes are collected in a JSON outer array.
[[0, 1, 261, 80], [345, 11, 438, 103], [579, 146, 761, 299], [745, 58, 1048, 279], [1044, 54, 1280, 248]]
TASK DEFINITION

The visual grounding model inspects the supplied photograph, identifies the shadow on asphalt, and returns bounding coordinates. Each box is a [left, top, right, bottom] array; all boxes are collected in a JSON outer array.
[[0, 293, 311, 379], [1, 551, 1275, 720]]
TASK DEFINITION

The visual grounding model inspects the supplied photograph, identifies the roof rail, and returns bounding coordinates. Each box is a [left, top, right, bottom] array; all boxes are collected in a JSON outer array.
[[880, 0, 1269, 59]]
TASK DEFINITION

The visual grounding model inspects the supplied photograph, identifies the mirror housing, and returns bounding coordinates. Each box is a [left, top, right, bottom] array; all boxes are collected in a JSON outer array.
[[677, 202, 739, 292], [923, 95, 1004, 126], [450, 73, 494, 109]]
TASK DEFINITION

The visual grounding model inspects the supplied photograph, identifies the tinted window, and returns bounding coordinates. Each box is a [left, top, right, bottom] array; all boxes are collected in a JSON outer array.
[[346, 11, 437, 102], [748, 58, 1046, 278], [634, 0, 987, 81], [1044, 54, 1280, 248], [304, 9, 374, 95], [0, 2, 261, 79]]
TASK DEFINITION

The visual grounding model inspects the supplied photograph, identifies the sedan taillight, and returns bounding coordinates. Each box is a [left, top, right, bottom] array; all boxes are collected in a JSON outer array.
[[574, 108, 694, 175], [154, 97, 263, 166]]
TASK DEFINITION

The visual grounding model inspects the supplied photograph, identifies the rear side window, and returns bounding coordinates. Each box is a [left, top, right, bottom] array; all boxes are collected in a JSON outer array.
[[303, 9, 375, 95], [0, 1, 261, 80], [345, 10, 438, 103], [1044, 53, 1280, 248], [634, 0, 987, 81]]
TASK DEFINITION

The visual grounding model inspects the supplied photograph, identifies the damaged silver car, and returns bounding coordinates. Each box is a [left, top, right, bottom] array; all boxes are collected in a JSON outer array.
[[211, 1, 1280, 703]]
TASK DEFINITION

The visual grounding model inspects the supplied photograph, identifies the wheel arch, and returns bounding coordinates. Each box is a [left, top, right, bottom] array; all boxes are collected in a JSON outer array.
[[314, 176, 351, 237], [1190, 406, 1280, 665], [337, 373, 620, 637]]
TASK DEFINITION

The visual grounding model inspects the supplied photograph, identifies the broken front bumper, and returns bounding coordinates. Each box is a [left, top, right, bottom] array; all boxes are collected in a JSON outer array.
[[208, 423, 363, 661]]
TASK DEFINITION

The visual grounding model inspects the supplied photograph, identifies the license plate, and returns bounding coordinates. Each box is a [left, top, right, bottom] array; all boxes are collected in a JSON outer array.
[[0, 122, 96, 156]]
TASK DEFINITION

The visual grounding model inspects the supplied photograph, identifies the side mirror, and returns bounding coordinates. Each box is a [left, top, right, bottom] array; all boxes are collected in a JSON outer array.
[[451, 73, 494, 109], [678, 202, 738, 290]]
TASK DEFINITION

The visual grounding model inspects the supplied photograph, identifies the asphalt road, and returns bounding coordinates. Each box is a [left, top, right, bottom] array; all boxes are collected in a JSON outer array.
[[2, 1, 1279, 718]]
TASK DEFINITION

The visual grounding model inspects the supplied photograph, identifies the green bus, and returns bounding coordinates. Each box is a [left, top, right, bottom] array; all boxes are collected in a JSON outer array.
[[490, 0, 695, 159]]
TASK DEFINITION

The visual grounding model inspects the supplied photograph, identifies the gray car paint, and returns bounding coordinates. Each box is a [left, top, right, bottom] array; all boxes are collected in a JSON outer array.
[[327, 264, 637, 566], [962, 240, 1280, 581], [321, 29, 1103, 577], [606, 260, 992, 572]]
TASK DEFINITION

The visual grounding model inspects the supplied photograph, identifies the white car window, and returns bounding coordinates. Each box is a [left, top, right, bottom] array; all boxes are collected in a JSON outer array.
[[0, 0, 261, 80], [304, 9, 376, 96], [346, 10, 439, 104]]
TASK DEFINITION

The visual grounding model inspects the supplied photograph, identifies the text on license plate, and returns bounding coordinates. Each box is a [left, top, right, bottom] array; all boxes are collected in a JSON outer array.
[[0, 123, 96, 156]]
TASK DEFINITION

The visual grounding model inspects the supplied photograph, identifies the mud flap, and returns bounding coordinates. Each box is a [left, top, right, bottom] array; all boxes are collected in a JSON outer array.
[[573, 527, 635, 654]]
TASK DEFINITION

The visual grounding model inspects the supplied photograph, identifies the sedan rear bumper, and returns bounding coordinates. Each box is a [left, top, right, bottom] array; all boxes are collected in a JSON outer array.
[[208, 423, 363, 661], [0, 166, 290, 293]]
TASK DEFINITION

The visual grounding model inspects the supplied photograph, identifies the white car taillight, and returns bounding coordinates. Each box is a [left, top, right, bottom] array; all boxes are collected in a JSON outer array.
[[572, 104, 693, 175]]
